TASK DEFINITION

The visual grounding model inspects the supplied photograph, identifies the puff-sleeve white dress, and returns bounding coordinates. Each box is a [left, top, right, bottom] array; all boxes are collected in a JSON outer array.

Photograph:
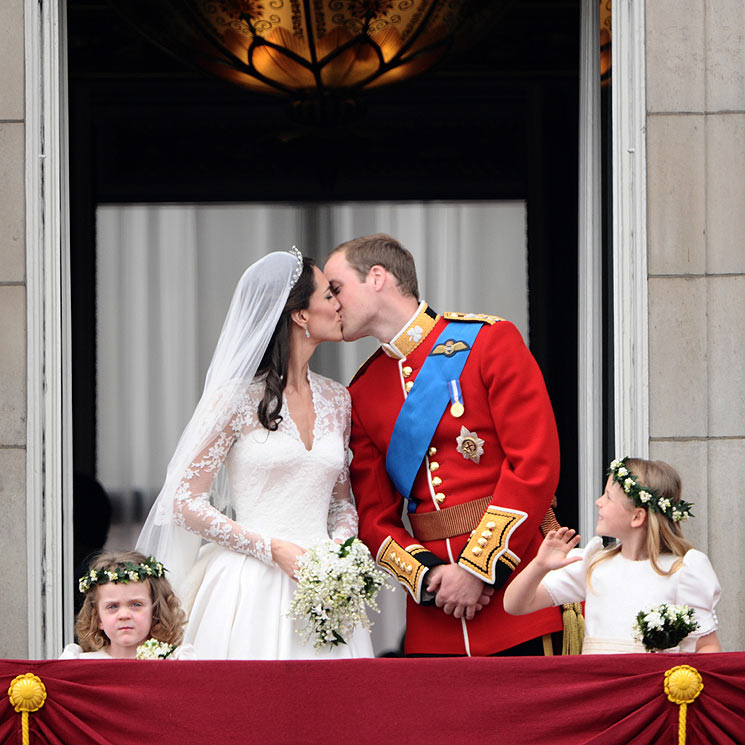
[[174, 371, 374, 660], [541, 536, 721, 653]]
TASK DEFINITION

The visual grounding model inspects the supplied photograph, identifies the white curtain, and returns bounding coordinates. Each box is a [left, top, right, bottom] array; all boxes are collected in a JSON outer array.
[[96, 200, 528, 655]]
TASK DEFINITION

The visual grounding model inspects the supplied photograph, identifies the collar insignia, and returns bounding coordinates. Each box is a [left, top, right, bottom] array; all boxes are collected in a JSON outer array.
[[382, 303, 439, 359]]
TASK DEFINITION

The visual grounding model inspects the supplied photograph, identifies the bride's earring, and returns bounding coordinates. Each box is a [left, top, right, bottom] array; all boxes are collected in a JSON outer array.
[[304, 326, 310, 339]]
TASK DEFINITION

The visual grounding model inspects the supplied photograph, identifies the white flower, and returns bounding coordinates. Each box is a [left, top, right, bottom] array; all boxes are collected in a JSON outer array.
[[657, 497, 671, 512], [634, 603, 699, 651], [610, 459, 623, 470], [624, 477, 635, 493], [638, 490, 652, 503], [632, 619, 643, 642], [407, 325, 423, 343], [617, 467, 628, 477], [644, 610, 664, 630], [289, 538, 389, 650], [136, 638, 176, 660]]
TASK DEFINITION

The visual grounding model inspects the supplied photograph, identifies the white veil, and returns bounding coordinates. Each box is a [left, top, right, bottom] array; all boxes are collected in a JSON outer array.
[[136, 249, 302, 591]]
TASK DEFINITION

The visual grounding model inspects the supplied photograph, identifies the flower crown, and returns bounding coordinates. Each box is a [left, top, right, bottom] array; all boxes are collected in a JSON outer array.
[[78, 556, 166, 594], [608, 458, 693, 523]]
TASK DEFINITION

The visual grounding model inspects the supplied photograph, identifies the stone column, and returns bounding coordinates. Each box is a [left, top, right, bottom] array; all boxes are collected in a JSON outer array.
[[0, 0, 28, 658]]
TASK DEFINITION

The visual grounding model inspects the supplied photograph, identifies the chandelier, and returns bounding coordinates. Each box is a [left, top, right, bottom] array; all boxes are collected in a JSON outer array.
[[115, 1, 481, 120]]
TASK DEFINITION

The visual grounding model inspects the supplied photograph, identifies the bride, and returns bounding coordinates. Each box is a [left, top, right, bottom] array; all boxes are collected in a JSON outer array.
[[137, 248, 374, 659]]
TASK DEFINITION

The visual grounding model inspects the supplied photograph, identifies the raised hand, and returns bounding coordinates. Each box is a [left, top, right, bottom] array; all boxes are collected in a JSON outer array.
[[534, 527, 582, 572]]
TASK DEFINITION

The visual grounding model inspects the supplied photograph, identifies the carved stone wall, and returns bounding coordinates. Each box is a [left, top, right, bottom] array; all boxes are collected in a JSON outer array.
[[646, 0, 745, 652]]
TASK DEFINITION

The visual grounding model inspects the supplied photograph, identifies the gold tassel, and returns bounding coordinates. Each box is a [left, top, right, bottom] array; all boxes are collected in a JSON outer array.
[[8, 673, 47, 745], [664, 665, 703, 745], [561, 602, 585, 655]]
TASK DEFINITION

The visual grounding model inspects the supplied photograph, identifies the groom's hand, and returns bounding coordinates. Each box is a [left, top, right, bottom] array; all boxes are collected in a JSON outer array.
[[426, 564, 494, 620]]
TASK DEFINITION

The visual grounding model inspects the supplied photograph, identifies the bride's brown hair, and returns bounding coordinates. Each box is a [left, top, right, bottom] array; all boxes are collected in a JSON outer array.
[[256, 256, 316, 430]]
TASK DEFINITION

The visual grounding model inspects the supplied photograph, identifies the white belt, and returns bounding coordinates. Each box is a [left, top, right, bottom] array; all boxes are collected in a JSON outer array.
[[581, 637, 659, 654]]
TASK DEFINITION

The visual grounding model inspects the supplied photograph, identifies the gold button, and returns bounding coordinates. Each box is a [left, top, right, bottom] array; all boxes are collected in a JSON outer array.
[[428, 446, 437, 456], [472, 546, 482, 556], [432, 476, 442, 486], [477, 538, 487, 547], [481, 530, 493, 539], [486, 521, 496, 529], [405, 381, 414, 392], [435, 493, 446, 503], [402, 366, 413, 377], [429, 461, 439, 472]]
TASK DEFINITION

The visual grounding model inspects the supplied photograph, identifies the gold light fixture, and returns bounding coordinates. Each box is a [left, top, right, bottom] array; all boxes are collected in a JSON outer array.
[[600, 0, 611, 87], [115, 1, 481, 120]]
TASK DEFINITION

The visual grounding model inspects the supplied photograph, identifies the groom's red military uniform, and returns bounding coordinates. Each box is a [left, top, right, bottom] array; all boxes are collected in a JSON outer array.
[[348, 303, 562, 655]]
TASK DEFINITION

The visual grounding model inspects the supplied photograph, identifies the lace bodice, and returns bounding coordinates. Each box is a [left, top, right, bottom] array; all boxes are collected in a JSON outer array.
[[173, 371, 358, 566]]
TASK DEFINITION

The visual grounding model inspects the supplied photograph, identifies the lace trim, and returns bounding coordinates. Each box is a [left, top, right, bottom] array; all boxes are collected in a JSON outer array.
[[173, 371, 356, 562]]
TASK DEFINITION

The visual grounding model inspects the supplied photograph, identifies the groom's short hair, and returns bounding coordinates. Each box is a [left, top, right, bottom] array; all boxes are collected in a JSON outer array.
[[331, 233, 419, 300]]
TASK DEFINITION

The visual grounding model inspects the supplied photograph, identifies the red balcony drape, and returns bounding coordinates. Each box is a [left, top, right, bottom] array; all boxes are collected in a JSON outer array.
[[2, 653, 744, 745]]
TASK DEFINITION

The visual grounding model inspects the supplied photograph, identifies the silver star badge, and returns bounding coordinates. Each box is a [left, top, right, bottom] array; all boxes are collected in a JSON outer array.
[[456, 426, 485, 464]]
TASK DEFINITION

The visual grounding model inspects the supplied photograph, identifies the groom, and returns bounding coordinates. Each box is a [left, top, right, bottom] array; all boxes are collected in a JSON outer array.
[[325, 234, 563, 656]]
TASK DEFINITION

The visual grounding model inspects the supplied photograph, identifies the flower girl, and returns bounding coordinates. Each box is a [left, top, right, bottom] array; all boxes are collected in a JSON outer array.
[[503, 457, 722, 653], [60, 551, 196, 659]]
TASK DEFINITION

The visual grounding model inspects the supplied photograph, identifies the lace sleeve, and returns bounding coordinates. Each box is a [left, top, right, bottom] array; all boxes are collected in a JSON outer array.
[[327, 386, 359, 541], [173, 401, 273, 566]]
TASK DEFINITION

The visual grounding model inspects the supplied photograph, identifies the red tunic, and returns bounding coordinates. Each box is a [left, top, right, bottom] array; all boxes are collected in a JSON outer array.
[[349, 305, 562, 655]]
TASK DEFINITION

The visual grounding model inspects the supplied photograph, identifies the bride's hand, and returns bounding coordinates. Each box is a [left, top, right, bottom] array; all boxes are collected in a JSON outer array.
[[271, 539, 306, 579]]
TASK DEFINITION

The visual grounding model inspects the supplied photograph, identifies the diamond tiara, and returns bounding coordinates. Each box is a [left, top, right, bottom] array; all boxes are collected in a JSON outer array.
[[289, 246, 303, 288]]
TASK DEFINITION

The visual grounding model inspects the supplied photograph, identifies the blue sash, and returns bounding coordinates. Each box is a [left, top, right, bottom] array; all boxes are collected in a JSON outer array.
[[385, 321, 482, 503]]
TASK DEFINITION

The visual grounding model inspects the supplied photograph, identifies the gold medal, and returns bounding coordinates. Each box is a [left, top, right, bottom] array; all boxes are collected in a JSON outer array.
[[448, 379, 465, 418]]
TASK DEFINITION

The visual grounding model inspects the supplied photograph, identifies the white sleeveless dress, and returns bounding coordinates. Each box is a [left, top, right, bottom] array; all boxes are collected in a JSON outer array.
[[174, 371, 374, 659]]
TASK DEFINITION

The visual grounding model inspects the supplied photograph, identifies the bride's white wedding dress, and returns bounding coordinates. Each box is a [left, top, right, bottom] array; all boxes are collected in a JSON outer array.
[[174, 370, 374, 659]]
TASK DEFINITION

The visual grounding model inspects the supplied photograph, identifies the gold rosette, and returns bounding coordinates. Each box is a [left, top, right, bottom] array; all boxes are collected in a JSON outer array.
[[8, 673, 47, 745], [664, 665, 703, 745]]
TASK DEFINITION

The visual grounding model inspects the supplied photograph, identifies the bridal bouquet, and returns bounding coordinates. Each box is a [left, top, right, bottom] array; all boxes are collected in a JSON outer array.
[[632, 603, 699, 652], [289, 537, 387, 650], [135, 639, 176, 659]]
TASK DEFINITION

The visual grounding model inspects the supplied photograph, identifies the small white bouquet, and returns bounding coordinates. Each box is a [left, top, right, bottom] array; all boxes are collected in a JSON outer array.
[[289, 537, 388, 649], [135, 638, 177, 659], [632, 603, 699, 652]]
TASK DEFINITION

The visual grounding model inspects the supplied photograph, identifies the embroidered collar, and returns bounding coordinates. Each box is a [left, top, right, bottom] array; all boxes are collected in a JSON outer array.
[[381, 302, 440, 360]]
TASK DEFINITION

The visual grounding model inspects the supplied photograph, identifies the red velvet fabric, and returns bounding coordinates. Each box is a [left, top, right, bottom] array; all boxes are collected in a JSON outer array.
[[2, 653, 744, 745]]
